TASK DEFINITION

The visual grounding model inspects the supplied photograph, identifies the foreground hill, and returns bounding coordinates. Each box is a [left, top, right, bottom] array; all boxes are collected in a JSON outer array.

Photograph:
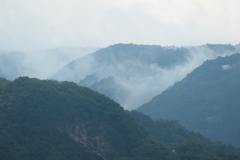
[[1, 77, 240, 159], [0, 77, 148, 160], [53, 43, 240, 109], [137, 53, 240, 147]]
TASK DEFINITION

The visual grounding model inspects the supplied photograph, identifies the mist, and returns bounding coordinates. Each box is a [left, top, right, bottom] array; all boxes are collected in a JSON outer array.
[[103, 46, 237, 109], [53, 44, 240, 110], [1, 1, 240, 51], [1, 44, 238, 109], [0, 47, 98, 80]]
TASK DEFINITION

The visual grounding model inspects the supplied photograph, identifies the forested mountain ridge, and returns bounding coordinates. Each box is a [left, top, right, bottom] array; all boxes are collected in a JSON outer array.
[[129, 110, 205, 144], [0, 77, 240, 160], [53, 44, 188, 81], [0, 77, 147, 159], [129, 110, 240, 160], [53, 43, 240, 109], [137, 53, 240, 147]]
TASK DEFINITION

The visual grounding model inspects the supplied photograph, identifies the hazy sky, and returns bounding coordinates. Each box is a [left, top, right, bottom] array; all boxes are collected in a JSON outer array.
[[1, 0, 240, 51]]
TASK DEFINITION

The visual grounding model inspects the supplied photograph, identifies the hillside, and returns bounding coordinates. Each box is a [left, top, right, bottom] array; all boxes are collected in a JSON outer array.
[[53, 43, 240, 109], [0, 77, 147, 160], [1, 77, 240, 160], [137, 53, 240, 147], [128, 110, 240, 160], [129, 110, 205, 144]]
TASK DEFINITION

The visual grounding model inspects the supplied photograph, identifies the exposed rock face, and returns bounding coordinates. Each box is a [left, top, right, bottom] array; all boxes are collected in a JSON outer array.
[[56, 122, 115, 160]]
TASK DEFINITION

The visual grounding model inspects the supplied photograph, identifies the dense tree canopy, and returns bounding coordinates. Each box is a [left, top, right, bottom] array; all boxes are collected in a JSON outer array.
[[0, 77, 147, 159], [137, 53, 240, 147], [0, 77, 240, 160]]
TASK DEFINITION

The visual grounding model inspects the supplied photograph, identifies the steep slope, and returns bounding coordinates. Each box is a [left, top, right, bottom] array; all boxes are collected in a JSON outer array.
[[137, 53, 240, 147], [53, 43, 240, 109], [0, 77, 147, 160]]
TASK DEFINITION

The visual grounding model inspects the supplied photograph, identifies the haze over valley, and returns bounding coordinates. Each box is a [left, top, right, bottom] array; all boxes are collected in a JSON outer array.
[[1, 0, 240, 159], [53, 44, 240, 109], [1, 44, 239, 109], [0, 47, 98, 80]]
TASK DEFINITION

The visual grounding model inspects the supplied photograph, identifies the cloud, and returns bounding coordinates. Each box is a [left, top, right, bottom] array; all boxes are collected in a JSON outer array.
[[0, 0, 240, 51], [0, 47, 98, 80]]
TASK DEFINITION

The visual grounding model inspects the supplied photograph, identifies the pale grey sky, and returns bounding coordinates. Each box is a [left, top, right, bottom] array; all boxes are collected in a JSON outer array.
[[0, 0, 240, 51]]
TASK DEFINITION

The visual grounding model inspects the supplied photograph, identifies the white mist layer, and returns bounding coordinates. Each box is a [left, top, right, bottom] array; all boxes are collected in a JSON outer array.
[[0, 47, 98, 80], [85, 45, 240, 109], [1, 44, 240, 110]]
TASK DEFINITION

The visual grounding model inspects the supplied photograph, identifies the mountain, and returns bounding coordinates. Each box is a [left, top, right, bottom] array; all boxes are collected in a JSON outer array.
[[1, 77, 240, 160], [129, 110, 240, 160], [0, 47, 98, 80], [87, 76, 129, 104], [137, 53, 240, 147], [0, 77, 147, 159], [52, 43, 240, 109], [53, 43, 190, 82], [129, 110, 205, 144]]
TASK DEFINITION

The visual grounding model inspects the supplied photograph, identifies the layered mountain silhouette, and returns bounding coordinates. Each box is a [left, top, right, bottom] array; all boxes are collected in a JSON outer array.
[[53, 43, 240, 109], [1, 77, 239, 160]]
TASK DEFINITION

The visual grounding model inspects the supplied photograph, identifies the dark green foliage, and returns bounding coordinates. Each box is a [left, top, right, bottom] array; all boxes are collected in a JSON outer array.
[[137, 53, 240, 147], [130, 137, 168, 160], [0, 77, 147, 159], [0, 77, 10, 87], [124, 111, 240, 160], [1, 76, 240, 160], [130, 110, 204, 144]]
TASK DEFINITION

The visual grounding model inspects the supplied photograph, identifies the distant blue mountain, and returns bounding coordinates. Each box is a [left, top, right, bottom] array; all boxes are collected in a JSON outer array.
[[53, 43, 240, 109], [137, 53, 240, 147]]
